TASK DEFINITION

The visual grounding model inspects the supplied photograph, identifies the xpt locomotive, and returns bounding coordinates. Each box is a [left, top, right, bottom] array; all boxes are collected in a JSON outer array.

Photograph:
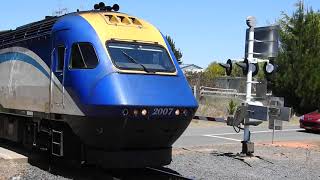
[[0, 3, 198, 168]]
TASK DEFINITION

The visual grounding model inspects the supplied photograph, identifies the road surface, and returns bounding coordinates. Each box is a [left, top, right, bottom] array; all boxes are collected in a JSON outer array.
[[173, 123, 320, 147]]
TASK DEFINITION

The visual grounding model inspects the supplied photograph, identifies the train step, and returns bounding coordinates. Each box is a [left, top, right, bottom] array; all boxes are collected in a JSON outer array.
[[51, 130, 63, 157]]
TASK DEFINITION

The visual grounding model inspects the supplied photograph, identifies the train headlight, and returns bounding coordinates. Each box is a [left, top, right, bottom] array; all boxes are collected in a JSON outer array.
[[133, 109, 139, 116], [175, 109, 180, 116], [141, 109, 148, 116]]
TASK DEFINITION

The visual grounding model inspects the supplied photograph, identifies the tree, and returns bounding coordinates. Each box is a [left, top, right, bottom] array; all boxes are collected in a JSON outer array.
[[272, 1, 320, 113], [256, 62, 266, 81], [204, 62, 225, 79], [230, 64, 243, 77], [166, 35, 183, 64]]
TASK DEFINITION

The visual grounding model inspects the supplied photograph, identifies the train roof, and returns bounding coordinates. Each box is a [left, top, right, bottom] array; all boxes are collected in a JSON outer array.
[[0, 11, 135, 48], [0, 3, 146, 48], [0, 16, 59, 48], [0, 7, 151, 48]]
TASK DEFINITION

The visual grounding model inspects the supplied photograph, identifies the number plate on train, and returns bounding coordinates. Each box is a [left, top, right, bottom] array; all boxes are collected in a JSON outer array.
[[151, 108, 174, 116]]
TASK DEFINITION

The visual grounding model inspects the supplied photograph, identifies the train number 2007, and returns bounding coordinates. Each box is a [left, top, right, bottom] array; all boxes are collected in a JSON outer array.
[[152, 108, 173, 116]]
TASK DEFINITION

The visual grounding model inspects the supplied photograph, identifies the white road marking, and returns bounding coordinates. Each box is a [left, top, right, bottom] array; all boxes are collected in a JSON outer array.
[[204, 135, 241, 142], [203, 128, 303, 137], [202, 128, 303, 142]]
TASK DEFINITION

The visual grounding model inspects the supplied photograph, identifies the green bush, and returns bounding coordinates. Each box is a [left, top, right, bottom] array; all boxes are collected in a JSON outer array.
[[227, 99, 238, 115], [272, 1, 320, 113]]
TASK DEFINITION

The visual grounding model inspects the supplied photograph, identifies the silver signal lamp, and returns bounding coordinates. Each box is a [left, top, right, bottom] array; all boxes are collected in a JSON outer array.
[[265, 63, 274, 74]]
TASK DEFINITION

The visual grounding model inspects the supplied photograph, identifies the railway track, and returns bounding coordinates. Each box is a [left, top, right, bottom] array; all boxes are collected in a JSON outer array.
[[48, 165, 193, 180], [0, 139, 193, 179], [46, 160, 194, 180], [105, 167, 192, 180], [145, 167, 193, 180]]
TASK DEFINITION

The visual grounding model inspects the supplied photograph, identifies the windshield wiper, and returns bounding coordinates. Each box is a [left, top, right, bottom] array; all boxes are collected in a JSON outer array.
[[120, 50, 151, 73]]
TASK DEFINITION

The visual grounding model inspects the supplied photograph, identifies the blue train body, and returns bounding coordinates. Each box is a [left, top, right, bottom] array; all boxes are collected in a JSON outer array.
[[0, 8, 198, 168]]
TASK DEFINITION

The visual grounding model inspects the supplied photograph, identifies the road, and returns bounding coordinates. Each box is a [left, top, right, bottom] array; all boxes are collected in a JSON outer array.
[[173, 123, 320, 147]]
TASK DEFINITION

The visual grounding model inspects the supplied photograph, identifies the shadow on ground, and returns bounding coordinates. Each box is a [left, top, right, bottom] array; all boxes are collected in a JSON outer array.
[[0, 139, 186, 180], [297, 129, 320, 134]]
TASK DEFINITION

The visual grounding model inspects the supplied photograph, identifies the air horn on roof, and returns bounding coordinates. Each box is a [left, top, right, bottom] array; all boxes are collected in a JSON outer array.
[[94, 2, 120, 12]]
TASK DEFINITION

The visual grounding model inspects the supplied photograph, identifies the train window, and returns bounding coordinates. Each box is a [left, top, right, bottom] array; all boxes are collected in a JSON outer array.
[[69, 43, 98, 69], [56, 46, 65, 72], [107, 42, 176, 73]]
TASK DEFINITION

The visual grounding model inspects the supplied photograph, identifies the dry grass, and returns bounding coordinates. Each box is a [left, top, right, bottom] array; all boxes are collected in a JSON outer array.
[[191, 96, 240, 128], [190, 120, 225, 127], [196, 96, 242, 118]]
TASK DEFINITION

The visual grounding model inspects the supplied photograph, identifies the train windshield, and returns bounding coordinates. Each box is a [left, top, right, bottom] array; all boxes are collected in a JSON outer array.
[[107, 42, 176, 73]]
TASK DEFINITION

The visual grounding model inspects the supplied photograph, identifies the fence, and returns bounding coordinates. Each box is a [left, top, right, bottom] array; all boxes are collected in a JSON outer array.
[[193, 86, 272, 100]]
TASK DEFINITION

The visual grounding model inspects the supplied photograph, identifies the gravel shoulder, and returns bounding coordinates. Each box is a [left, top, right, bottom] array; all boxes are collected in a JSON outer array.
[[168, 140, 320, 180]]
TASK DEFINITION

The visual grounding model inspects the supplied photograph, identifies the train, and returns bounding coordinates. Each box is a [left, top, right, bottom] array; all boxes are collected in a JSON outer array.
[[0, 2, 198, 168]]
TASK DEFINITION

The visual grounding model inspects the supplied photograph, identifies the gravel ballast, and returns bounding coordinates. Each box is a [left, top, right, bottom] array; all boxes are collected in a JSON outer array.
[[1, 141, 320, 179]]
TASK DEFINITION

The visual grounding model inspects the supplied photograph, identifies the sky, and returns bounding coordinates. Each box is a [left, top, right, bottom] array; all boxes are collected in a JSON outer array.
[[1, 0, 320, 68]]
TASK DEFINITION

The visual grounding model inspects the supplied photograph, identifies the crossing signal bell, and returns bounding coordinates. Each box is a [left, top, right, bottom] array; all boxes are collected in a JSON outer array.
[[219, 59, 233, 76]]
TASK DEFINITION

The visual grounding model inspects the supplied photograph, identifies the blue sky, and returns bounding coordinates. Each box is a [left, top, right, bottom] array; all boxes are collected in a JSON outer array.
[[1, 0, 320, 68]]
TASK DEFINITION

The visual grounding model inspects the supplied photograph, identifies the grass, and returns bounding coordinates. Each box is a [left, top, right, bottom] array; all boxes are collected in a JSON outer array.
[[190, 120, 226, 127], [196, 96, 242, 118]]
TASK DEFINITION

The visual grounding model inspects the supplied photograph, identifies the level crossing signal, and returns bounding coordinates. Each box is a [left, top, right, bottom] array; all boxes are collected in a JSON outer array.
[[220, 58, 277, 78], [219, 59, 232, 76], [236, 59, 259, 76], [220, 24, 279, 78], [263, 59, 277, 80], [224, 17, 284, 156]]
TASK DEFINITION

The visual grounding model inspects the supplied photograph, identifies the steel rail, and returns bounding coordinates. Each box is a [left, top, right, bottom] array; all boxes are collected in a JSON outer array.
[[146, 167, 193, 180]]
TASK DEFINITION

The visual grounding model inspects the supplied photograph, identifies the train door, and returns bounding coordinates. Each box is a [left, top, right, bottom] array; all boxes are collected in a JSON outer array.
[[50, 30, 68, 112]]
